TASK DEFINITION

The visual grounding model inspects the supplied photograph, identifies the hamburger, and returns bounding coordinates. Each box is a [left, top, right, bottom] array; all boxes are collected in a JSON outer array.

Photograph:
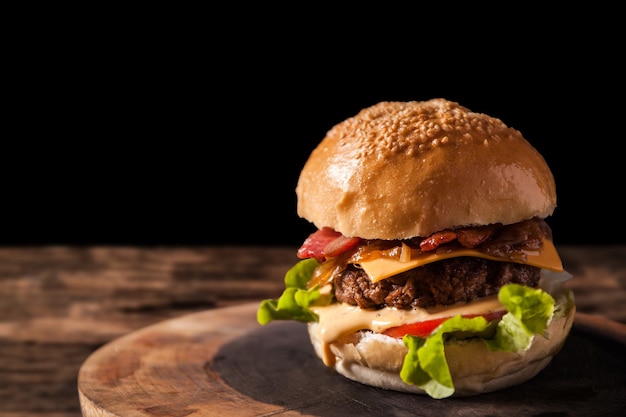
[[257, 99, 575, 399]]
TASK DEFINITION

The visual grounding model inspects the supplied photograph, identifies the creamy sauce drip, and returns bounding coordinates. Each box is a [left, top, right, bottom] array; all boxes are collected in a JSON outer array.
[[311, 294, 503, 366], [312, 295, 502, 343]]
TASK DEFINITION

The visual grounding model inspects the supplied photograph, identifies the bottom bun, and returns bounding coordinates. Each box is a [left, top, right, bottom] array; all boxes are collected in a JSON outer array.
[[307, 289, 575, 396]]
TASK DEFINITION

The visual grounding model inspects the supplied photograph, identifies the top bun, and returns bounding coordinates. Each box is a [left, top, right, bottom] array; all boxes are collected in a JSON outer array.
[[296, 99, 557, 240]]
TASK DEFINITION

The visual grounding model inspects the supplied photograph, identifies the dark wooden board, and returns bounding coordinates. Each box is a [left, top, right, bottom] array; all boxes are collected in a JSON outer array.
[[78, 302, 626, 417]]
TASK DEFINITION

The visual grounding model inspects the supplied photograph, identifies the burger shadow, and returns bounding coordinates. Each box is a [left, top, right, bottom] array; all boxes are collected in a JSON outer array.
[[212, 321, 626, 417]]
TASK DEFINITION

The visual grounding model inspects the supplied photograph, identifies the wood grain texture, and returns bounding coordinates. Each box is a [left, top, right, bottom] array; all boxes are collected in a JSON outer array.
[[559, 246, 626, 323], [0, 246, 296, 417], [1, 245, 625, 416], [78, 303, 290, 417], [77, 302, 626, 417]]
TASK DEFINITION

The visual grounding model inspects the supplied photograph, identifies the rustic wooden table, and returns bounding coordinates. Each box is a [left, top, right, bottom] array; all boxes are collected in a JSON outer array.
[[1, 245, 625, 416]]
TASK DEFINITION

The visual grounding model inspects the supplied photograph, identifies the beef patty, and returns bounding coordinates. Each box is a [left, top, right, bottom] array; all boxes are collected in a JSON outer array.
[[333, 257, 540, 309]]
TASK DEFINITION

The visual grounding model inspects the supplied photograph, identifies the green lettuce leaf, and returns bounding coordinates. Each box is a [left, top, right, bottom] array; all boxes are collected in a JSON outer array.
[[485, 284, 555, 352], [400, 283, 556, 399], [257, 260, 565, 401], [401, 315, 493, 398], [257, 258, 323, 325]]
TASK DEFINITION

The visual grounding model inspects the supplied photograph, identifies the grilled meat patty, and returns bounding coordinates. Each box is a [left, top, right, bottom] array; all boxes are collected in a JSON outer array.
[[333, 257, 541, 310]]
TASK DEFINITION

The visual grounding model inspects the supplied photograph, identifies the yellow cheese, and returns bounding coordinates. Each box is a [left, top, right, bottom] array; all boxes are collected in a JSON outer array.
[[357, 237, 563, 283], [312, 294, 503, 344], [309, 271, 570, 367]]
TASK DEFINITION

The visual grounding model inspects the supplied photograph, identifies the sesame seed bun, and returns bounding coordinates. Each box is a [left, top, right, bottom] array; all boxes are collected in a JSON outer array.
[[296, 99, 557, 240]]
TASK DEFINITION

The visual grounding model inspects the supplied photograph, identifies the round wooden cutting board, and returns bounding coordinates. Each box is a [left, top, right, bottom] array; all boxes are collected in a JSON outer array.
[[78, 302, 626, 417]]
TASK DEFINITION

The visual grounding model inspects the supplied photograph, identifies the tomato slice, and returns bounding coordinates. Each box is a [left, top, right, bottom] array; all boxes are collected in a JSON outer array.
[[382, 310, 506, 339]]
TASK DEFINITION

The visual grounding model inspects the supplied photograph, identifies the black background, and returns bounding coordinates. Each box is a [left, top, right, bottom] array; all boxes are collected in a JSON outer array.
[[4, 7, 623, 247]]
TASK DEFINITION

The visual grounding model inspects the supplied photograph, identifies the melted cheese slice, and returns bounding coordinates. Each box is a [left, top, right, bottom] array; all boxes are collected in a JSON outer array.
[[311, 295, 503, 345], [356, 237, 563, 283], [311, 295, 505, 367]]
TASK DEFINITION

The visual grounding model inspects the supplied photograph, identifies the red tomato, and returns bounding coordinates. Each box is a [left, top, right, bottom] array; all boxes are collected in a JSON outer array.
[[382, 310, 506, 339]]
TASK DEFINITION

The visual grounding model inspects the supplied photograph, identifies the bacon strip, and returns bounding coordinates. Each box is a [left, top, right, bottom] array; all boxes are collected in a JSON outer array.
[[297, 219, 548, 263], [297, 227, 362, 262], [419, 231, 457, 252]]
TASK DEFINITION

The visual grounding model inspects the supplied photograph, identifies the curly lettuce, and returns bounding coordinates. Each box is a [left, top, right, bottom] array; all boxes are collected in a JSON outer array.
[[257, 260, 570, 400], [400, 283, 557, 398], [257, 258, 326, 324]]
